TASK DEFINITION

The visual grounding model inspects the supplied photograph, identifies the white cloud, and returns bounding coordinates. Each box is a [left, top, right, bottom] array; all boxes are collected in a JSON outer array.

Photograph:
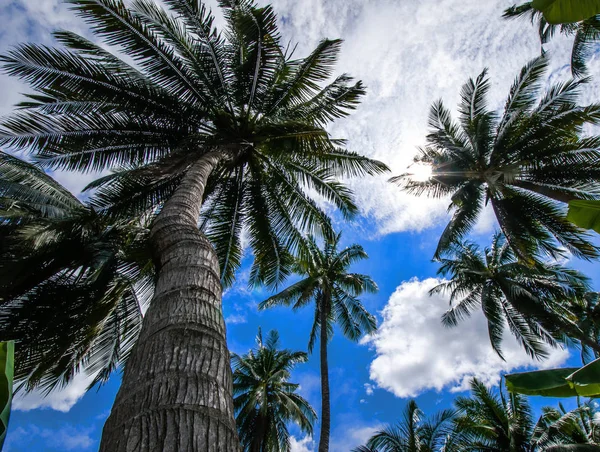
[[330, 423, 384, 452], [4, 424, 95, 452], [364, 383, 374, 396], [363, 278, 570, 398], [290, 435, 314, 452], [13, 371, 95, 412], [224, 313, 248, 325]]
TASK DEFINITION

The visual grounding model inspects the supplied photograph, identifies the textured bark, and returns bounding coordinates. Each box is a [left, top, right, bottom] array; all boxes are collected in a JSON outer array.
[[100, 151, 241, 452], [318, 299, 331, 452]]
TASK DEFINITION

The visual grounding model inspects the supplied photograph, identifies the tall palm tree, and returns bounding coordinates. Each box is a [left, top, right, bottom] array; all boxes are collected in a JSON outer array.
[[452, 379, 535, 451], [0, 150, 153, 392], [0, 0, 387, 449], [232, 328, 316, 452], [259, 233, 378, 452], [532, 401, 600, 450], [432, 232, 596, 360], [351, 400, 456, 452], [394, 56, 600, 262], [504, 2, 600, 77]]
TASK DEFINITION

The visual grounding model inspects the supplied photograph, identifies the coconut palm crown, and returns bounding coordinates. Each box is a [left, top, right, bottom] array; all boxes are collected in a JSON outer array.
[[0, 0, 387, 289], [259, 232, 377, 452], [232, 328, 316, 452], [394, 56, 600, 263], [432, 232, 593, 360], [0, 150, 153, 392], [504, 2, 600, 77], [352, 400, 456, 452]]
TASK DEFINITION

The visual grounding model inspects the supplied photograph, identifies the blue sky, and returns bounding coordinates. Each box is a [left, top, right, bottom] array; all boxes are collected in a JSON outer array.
[[2, 0, 600, 451]]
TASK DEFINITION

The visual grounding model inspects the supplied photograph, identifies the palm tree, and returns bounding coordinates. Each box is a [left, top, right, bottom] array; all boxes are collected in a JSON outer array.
[[565, 292, 600, 364], [432, 232, 596, 360], [452, 379, 535, 451], [351, 400, 456, 452], [0, 150, 153, 392], [504, 2, 600, 77], [394, 56, 600, 262], [232, 328, 316, 452], [532, 401, 600, 450], [259, 233, 378, 452], [0, 0, 387, 449]]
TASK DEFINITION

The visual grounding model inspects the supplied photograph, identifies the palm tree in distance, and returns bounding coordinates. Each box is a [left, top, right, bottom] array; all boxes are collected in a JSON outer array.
[[504, 2, 600, 77], [0, 150, 153, 392], [259, 233, 378, 452], [394, 56, 600, 263], [432, 232, 597, 360], [532, 401, 600, 450], [0, 0, 388, 449], [232, 328, 316, 452], [352, 400, 456, 452], [452, 379, 535, 451]]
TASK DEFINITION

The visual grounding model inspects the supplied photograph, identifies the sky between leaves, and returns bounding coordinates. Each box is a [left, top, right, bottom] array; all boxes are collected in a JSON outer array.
[[1, 0, 600, 451]]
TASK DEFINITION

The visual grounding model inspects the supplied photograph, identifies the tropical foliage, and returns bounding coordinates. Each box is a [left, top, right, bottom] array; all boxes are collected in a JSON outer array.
[[260, 233, 377, 451], [0, 0, 387, 289], [394, 56, 600, 262], [432, 232, 594, 359], [0, 151, 152, 392], [232, 329, 316, 452], [504, 1, 600, 76], [352, 400, 456, 452]]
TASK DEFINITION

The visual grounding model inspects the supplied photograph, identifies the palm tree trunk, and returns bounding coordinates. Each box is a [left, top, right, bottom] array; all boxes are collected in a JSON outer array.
[[99, 151, 241, 452], [318, 299, 331, 452]]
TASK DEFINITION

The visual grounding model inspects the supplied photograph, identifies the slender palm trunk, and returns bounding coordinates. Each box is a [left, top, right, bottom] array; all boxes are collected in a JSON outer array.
[[100, 151, 241, 452], [318, 298, 331, 452]]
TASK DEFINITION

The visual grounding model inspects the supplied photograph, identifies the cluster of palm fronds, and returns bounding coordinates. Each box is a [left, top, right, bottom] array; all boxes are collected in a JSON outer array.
[[354, 379, 600, 452], [396, 53, 600, 364]]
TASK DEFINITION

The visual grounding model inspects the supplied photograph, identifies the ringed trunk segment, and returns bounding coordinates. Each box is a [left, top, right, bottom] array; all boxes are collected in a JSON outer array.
[[100, 151, 241, 452], [318, 300, 331, 452]]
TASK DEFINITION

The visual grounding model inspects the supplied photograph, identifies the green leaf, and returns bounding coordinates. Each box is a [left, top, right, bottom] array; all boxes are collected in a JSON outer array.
[[532, 0, 600, 24], [505, 358, 600, 397], [0, 341, 14, 452], [567, 199, 600, 233]]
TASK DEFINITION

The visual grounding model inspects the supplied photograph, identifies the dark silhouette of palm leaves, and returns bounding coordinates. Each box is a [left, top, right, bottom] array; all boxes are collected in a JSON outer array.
[[452, 379, 535, 451], [432, 232, 592, 360], [232, 329, 316, 452], [394, 56, 600, 263], [0, 150, 153, 392], [504, 2, 600, 77], [532, 401, 600, 450], [259, 233, 378, 352], [352, 400, 456, 452], [0, 0, 388, 290]]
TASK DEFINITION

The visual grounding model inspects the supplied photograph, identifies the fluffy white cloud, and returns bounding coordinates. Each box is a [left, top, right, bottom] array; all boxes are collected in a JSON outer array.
[[363, 278, 570, 398], [290, 436, 314, 452], [13, 372, 95, 412]]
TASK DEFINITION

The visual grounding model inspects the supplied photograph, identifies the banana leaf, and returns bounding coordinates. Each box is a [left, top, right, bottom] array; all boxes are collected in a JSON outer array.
[[532, 0, 600, 24], [567, 200, 600, 234], [0, 341, 14, 451], [505, 358, 600, 397]]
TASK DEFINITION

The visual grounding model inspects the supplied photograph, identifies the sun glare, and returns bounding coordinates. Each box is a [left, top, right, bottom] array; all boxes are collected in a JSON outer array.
[[409, 163, 433, 182]]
